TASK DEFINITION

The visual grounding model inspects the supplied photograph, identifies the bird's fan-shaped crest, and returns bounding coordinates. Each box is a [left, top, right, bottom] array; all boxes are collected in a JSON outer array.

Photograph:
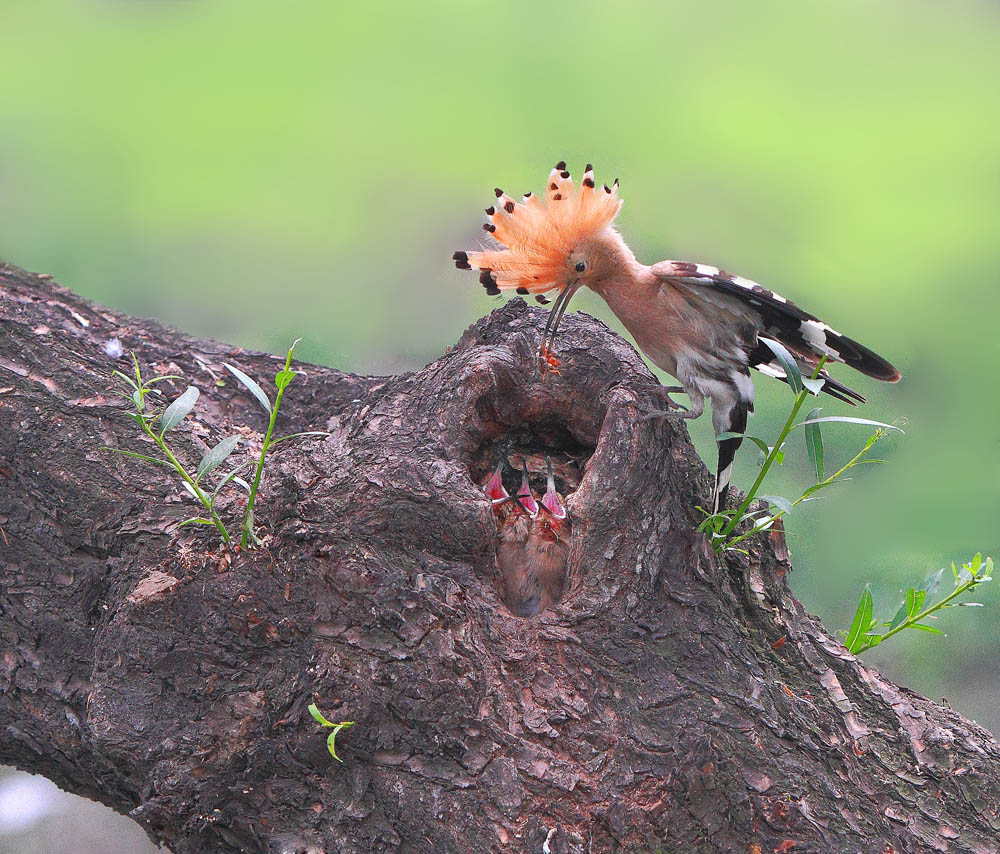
[[453, 162, 622, 296]]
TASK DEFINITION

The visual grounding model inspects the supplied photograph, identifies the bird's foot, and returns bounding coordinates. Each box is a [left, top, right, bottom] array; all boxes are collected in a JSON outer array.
[[632, 387, 702, 421]]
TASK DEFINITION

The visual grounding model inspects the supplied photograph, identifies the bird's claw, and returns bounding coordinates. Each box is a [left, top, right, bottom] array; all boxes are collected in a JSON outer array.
[[632, 387, 699, 421]]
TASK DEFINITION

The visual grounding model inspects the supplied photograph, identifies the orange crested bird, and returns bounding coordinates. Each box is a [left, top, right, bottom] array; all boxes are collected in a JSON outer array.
[[484, 459, 569, 617], [456, 162, 901, 512]]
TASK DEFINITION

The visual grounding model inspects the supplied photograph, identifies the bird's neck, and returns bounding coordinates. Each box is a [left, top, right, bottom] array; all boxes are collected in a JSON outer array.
[[586, 236, 660, 331]]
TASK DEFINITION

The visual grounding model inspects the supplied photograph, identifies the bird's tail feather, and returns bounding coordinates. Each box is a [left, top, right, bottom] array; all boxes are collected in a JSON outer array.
[[713, 399, 749, 514]]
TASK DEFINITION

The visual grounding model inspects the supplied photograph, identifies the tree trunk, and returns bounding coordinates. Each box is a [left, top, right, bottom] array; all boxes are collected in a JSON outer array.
[[1, 259, 998, 854]]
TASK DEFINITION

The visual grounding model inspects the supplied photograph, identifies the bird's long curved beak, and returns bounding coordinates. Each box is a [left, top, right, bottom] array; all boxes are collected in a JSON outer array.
[[540, 278, 582, 360]]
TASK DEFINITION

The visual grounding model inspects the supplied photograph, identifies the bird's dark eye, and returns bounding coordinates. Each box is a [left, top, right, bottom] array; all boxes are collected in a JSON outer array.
[[574, 261, 587, 273]]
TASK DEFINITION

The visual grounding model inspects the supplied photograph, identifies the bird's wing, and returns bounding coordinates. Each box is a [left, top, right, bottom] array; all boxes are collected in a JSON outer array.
[[650, 260, 901, 384]]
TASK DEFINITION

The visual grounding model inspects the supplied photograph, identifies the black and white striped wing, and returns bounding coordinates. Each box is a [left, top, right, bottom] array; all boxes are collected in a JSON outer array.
[[651, 260, 901, 395]]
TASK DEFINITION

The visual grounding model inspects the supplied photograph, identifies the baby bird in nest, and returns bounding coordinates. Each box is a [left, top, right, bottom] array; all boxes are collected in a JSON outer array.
[[484, 458, 569, 618]]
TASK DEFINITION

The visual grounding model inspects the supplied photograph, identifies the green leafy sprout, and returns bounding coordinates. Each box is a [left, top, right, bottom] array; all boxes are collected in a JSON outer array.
[[308, 703, 356, 763], [842, 554, 993, 654], [105, 340, 327, 548], [224, 338, 329, 548], [697, 338, 903, 555]]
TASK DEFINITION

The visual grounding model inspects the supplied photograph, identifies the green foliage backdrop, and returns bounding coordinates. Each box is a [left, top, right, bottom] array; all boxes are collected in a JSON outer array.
[[2, 0, 998, 729]]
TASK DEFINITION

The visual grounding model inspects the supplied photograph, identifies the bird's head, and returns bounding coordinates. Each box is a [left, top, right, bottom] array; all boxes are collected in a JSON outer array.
[[483, 464, 509, 506], [453, 162, 627, 357], [538, 457, 567, 531], [514, 461, 540, 519]]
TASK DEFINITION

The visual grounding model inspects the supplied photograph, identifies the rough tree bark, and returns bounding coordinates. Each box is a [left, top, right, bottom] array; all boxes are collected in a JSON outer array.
[[1, 258, 999, 854]]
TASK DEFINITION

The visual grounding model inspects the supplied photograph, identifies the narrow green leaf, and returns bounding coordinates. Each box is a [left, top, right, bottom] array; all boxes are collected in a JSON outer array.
[[112, 369, 139, 392], [909, 623, 945, 636], [717, 432, 770, 460], [804, 407, 824, 481], [922, 568, 945, 598], [160, 386, 200, 433], [197, 435, 242, 481], [845, 586, 873, 652], [211, 463, 252, 500], [861, 633, 883, 650], [888, 602, 908, 632], [275, 368, 303, 391], [224, 363, 272, 414], [144, 374, 183, 386], [327, 730, 342, 761], [178, 517, 214, 527], [800, 481, 827, 499], [759, 337, 802, 393], [308, 702, 333, 727], [802, 376, 826, 395], [131, 389, 144, 412], [232, 476, 252, 492], [181, 481, 199, 499], [103, 446, 173, 467], [697, 517, 717, 534], [795, 416, 904, 433], [758, 494, 793, 515], [327, 722, 356, 762]]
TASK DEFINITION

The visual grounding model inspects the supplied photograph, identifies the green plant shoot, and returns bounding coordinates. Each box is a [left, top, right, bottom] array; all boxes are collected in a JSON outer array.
[[843, 554, 993, 654], [106, 344, 327, 549], [308, 703, 356, 763], [225, 338, 328, 548], [106, 353, 239, 544]]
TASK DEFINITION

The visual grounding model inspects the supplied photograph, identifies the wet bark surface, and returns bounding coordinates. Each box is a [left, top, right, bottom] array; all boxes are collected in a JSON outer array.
[[1, 259, 999, 854]]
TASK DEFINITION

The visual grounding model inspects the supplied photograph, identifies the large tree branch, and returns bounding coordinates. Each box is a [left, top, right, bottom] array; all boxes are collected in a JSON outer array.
[[1, 259, 998, 854]]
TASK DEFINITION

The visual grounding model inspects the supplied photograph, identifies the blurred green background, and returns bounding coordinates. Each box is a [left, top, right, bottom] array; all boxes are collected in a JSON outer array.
[[1, 0, 998, 844]]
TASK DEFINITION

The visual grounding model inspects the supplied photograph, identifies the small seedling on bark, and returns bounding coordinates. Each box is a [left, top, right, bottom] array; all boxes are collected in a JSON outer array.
[[307, 703, 356, 763], [104, 341, 327, 548]]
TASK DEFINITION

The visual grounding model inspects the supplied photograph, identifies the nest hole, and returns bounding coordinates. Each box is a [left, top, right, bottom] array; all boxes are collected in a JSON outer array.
[[469, 419, 593, 618], [469, 419, 591, 496]]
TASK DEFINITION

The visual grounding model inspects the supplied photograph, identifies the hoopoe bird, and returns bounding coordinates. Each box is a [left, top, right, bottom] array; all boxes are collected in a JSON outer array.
[[484, 459, 569, 617], [455, 163, 901, 512]]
